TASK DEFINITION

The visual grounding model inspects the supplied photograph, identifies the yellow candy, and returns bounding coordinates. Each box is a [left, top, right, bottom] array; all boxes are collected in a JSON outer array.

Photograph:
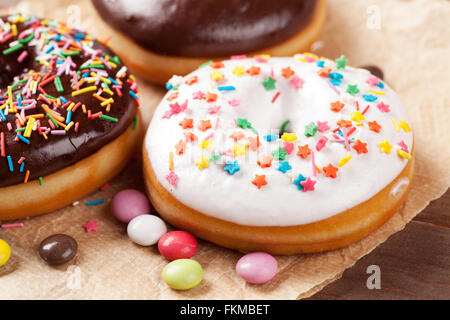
[[209, 70, 223, 81], [0, 239, 11, 267], [162, 259, 203, 290], [232, 144, 247, 156], [399, 120, 411, 132], [232, 66, 245, 76], [339, 155, 352, 167], [194, 156, 209, 170], [281, 133, 297, 142], [397, 149, 412, 160], [379, 140, 393, 154], [350, 111, 365, 123], [199, 139, 212, 150], [392, 118, 400, 132]]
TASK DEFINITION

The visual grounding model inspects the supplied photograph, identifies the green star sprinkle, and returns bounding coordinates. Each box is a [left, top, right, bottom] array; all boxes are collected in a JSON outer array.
[[272, 147, 287, 161], [346, 84, 360, 96], [335, 54, 348, 69], [304, 122, 318, 137], [237, 118, 252, 129], [262, 76, 276, 90], [210, 153, 223, 161]]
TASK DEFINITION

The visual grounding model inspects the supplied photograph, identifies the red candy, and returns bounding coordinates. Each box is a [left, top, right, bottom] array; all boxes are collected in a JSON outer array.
[[158, 231, 197, 260]]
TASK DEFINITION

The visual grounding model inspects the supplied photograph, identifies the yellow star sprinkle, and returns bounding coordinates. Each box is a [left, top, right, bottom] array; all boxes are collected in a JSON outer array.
[[392, 118, 400, 132], [399, 120, 411, 132], [304, 52, 319, 59], [257, 54, 271, 60], [350, 111, 365, 123], [397, 149, 412, 160], [199, 139, 212, 150], [281, 133, 297, 142], [232, 66, 245, 76], [194, 156, 209, 170], [379, 140, 392, 154], [339, 155, 352, 167], [210, 70, 224, 81], [232, 144, 247, 156]]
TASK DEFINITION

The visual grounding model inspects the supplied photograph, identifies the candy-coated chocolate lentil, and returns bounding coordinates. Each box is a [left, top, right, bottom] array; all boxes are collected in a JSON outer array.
[[162, 259, 203, 290], [111, 189, 151, 223], [0, 239, 11, 267], [127, 214, 167, 246], [236, 252, 278, 284], [158, 231, 198, 260], [38, 234, 78, 265]]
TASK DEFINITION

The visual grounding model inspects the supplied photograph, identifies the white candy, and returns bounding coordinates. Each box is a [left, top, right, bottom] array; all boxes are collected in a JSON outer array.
[[127, 215, 167, 246]]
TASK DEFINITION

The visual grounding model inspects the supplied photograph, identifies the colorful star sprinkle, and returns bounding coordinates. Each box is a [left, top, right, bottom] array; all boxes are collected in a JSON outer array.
[[335, 55, 348, 69], [379, 140, 393, 154], [272, 147, 288, 161], [258, 155, 273, 168], [331, 101, 345, 112], [195, 156, 210, 170], [252, 175, 268, 189], [262, 76, 276, 90], [83, 221, 98, 233], [277, 161, 292, 174], [224, 161, 240, 175], [353, 140, 368, 154], [300, 177, 316, 192], [297, 144, 312, 159], [304, 122, 318, 137], [346, 84, 360, 96], [293, 174, 307, 190], [323, 164, 338, 178]]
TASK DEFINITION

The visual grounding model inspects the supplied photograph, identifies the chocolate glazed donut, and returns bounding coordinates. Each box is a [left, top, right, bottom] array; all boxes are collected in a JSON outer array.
[[0, 14, 138, 188], [92, 0, 318, 57]]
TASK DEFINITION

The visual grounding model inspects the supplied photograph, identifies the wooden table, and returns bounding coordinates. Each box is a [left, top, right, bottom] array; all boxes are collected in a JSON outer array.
[[308, 189, 450, 300]]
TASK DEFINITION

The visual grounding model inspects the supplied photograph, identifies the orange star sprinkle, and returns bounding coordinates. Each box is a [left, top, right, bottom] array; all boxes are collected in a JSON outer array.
[[353, 139, 368, 154], [330, 101, 345, 112], [337, 120, 353, 128], [317, 67, 331, 77], [204, 92, 218, 102], [179, 118, 194, 129], [323, 163, 339, 178], [183, 132, 198, 142], [185, 76, 198, 85], [297, 144, 312, 159], [166, 92, 178, 101], [175, 140, 186, 155], [257, 155, 273, 168], [198, 120, 212, 132], [368, 120, 382, 133], [281, 67, 295, 78], [252, 174, 267, 189], [210, 61, 224, 69], [230, 131, 245, 142], [248, 136, 261, 151], [246, 66, 260, 76]]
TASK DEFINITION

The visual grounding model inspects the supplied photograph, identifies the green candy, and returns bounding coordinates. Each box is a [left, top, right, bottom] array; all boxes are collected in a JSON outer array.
[[304, 122, 318, 137], [346, 84, 360, 96], [162, 259, 203, 290], [272, 147, 287, 161], [262, 76, 276, 90]]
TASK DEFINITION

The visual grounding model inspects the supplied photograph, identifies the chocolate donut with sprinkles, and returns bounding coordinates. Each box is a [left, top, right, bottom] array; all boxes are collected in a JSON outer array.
[[0, 13, 141, 221], [143, 53, 414, 255]]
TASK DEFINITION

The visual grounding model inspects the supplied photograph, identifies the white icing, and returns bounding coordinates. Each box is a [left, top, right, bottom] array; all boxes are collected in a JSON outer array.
[[145, 56, 413, 227], [390, 177, 410, 198]]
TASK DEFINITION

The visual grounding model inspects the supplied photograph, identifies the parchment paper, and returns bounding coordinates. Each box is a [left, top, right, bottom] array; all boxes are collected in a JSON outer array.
[[0, 0, 448, 299]]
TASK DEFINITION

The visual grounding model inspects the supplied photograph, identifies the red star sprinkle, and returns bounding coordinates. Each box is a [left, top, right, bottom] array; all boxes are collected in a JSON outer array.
[[247, 66, 261, 76], [257, 155, 273, 168], [317, 67, 331, 77], [353, 139, 368, 154], [281, 67, 295, 78], [300, 178, 316, 192], [330, 101, 345, 112], [179, 118, 194, 129], [248, 136, 261, 151], [175, 140, 186, 155], [185, 75, 198, 85], [198, 120, 212, 132], [323, 164, 339, 178], [252, 175, 268, 189], [83, 220, 98, 233], [297, 144, 312, 159], [337, 120, 353, 128], [368, 120, 382, 133]]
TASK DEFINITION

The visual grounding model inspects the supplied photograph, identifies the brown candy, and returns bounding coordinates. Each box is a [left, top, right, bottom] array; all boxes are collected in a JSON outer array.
[[360, 65, 384, 80], [38, 234, 77, 265]]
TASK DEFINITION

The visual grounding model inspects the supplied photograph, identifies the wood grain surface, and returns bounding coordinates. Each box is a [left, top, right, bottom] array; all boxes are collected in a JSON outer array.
[[308, 189, 450, 300]]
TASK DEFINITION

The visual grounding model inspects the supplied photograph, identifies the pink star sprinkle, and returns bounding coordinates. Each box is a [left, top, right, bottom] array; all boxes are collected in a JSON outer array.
[[231, 54, 246, 60], [398, 140, 409, 153], [366, 76, 380, 87], [208, 105, 221, 114], [162, 100, 188, 119], [83, 220, 98, 233], [300, 178, 316, 192], [228, 99, 240, 107], [254, 56, 268, 63], [282, 141, 294, 155], [317, 121, 330, 133], [377, 101, 390, 112], [165, 171, 178, 186], [290, 75, 304, 89], [192, 91, 205, 100]]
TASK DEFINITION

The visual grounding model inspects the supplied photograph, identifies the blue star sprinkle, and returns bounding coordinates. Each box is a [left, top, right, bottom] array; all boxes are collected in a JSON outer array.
[[277, 161, 292, 174], [224, 161, 240, 175], [293, 174, 307, 190]]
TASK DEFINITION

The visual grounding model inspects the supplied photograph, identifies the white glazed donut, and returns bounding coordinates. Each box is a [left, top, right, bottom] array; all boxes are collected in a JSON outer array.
[[143, 53, 414, 254]]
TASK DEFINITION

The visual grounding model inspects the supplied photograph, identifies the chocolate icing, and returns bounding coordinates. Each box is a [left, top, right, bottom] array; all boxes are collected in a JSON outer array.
[[91, 0, 318, 57], [0, 15, 138, 188]]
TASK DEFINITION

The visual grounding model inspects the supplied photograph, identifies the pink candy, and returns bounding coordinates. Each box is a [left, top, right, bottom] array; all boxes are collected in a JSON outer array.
[[236, 252, 278, 284], [158, 231, 198, 261], [111, 189, 151, 223]]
